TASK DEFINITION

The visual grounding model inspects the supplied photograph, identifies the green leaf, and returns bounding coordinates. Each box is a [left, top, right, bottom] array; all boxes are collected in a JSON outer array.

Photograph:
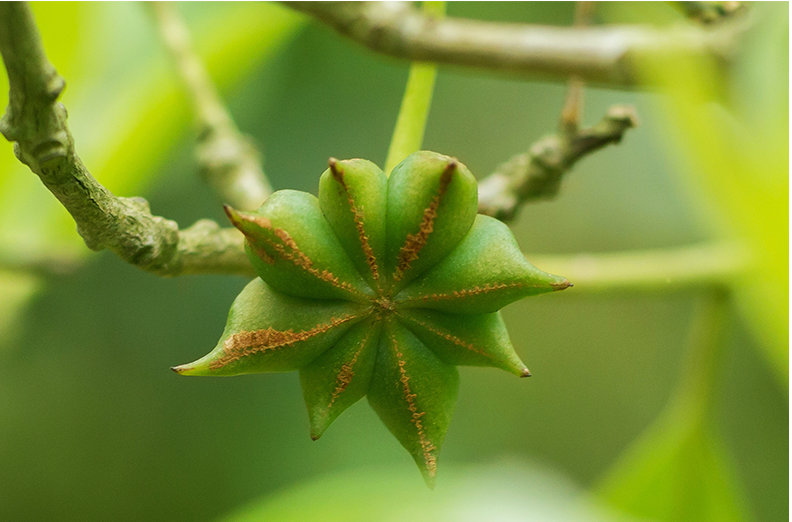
[[173, 278, 367, 376], [367, 317, 459, 488], [396, 214, 570, 314], [217, 462, 638, 522], [385, 151, 478, 293], [596, 415, 751, 522]]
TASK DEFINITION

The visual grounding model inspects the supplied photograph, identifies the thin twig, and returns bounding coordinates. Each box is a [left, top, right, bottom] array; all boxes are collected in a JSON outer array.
[[0, 2, 254, 277], [286, 1, 744, 87], [676, 1, 746, 25], [559, 1, 595, 137], [150, 2, 271, 211], [477, 105, 638, 221]]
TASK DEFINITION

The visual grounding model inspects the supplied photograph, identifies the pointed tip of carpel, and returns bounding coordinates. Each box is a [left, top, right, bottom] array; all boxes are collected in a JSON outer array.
[[223, 205, 271, 237], [309, 415, 331, 441], [551, 278, 572, 291], [171, 364, 191, 375], [223, 205, 249, 236], [170, 359, 213, 376], [328, 157, 344, 181], [423, 472, 437, 490], [520, 368, 532, 378], [223, 204, 240, 224], [309, 424, 325, 441]]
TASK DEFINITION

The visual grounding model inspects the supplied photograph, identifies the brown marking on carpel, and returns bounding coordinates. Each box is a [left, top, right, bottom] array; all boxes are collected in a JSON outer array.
[[327, 325, 377, 409], [209, 314, 360, 370], [398, 313, 496, 363], [388, 330, 437, 479], [224, 204, 273, 233], [268, 225, 363, 296], [409, 281, 548, 304], [393, 161, 456, 282], [270, 228, 360, 293], [224, 205, 275, 264], [521, 368, 532, 378], [249, 244, 275, 265], [551, 279, 572, 291], [226, 203, 363, 296], [329, 159, 381, 282]]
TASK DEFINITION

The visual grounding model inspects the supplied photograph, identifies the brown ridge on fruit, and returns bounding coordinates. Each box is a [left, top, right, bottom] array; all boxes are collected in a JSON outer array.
[[327, 324, 377, 409], [209, 314, 362, 370], [226, 204, 364, 297], [389, 330, 438, 480], [396, 313, 498, 363], [405, 281, 543, 304], [249, 244, 275, 265], [393, 161, 456, 282], [328, 158, 381, 282], [268, 228, 362, 295]]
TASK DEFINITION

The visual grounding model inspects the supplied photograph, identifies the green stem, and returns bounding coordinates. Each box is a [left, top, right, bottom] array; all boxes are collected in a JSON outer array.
[[531, 241, 751, 294], [384, 1, 445, 175]]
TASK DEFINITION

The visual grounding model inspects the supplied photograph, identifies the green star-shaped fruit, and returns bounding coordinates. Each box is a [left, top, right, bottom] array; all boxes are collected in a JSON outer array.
[[174, 151, 570, 487]]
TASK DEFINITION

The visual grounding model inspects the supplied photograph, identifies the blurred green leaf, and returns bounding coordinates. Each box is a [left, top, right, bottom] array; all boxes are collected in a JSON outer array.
[[219, 461, 637, 522], [596, 411, 750, 522], [595, 293, 752, 522], [651, 5, 786, 386], [603, 4, 788, 386], [0, 271, 41, 352]]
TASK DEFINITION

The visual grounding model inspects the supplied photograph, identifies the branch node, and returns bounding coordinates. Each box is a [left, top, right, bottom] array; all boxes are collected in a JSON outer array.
[[0, 2, 255, 278], [478, 104, 638, 221]]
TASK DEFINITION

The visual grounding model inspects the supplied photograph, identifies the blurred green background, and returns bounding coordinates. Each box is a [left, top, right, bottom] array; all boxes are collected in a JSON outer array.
[[0, 3, 786, 522]]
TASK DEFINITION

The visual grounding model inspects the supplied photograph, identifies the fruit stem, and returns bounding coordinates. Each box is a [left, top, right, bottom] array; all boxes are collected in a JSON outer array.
[[384, 1, 446, 175]]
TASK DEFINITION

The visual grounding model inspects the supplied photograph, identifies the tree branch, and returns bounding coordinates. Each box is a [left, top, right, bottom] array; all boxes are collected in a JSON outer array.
[[150, 2, 271, 211], [0, 1, 749, 291], [477, 105, 638, 221], [286, 1, 743, 87], [676, 1, 746, 25], [0, 2, 253, 277], [478, 2, 637, 222]]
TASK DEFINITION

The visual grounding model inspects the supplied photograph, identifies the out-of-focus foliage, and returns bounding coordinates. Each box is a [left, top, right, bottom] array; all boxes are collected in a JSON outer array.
[[595, 294, 751, 522], [219, 461, 636, 522], [0, 3, 786, 522], [598, 415, 749, 522], [0, 2, 304, 344], [608, 2, 788, 386]]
